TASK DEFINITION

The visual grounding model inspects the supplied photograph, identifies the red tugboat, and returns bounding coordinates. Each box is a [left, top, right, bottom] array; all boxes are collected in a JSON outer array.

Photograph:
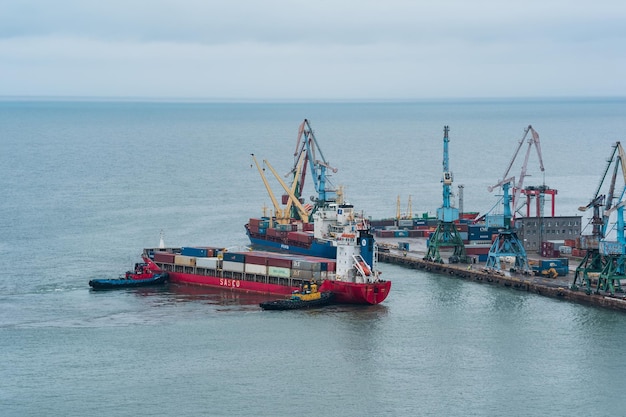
[[88, 263, 168, 289]]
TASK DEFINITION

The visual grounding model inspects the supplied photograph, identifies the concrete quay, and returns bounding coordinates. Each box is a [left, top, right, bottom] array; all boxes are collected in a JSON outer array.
[[378, 248, 626, 313]]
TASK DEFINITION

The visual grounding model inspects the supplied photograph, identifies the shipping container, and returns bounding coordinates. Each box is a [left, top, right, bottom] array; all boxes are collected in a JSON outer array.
[[394, 230, 409, 238], [223, 260, 245, 273], [268, 266, 291, 278], [267, 256, 292, 269], [249, 218, 270, 228], [292, 259, 322, 271], [290, 268, 314, 279], [370, 219, 396, 227], [181, 247, 209, 258], [222, 252, 246, 263], [244, 263, 268, 275], [245, 253, 268, 265], [564, 239, 577, 248], [287, 231, 314, 244], [196, 257, 219, 269], [174, 255, 196, 267], [558, 245, 572, 254], [276, 223, 296, 232], [153, 251, 176, 263], [397, 219, 413, 228]]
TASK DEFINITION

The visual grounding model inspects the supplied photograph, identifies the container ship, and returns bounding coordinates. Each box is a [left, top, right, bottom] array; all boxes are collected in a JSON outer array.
[[246, 200, 361, 259], [143, 220, 390, 305], [246, 119, 362, 260]]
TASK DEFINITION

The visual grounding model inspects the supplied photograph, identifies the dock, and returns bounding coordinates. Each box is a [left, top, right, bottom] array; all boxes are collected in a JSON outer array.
[[377, 241, 626, 312]]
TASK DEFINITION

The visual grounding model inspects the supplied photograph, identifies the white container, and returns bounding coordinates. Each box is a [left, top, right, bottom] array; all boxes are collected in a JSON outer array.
[[223, 260, 244, 273], [196, 257, 219, 269], [268, 266, 290, 278], [245, 263, 267, 275]]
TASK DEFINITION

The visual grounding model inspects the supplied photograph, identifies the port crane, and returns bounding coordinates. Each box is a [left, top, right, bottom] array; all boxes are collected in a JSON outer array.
[[424, 126, 470, 264], [571, 142, 626, 295], [288, 119, 339, 215], [251, 153, 311, 224], [396, 195, 413, 220], [498, 125, 545, 221], [484, 126, 543, 273]]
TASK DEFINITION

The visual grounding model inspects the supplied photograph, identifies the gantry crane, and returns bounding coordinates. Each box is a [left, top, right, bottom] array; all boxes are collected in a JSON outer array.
[[572, 142, 626, 295], [484, 126, 541, 274], [505, 125, 545, 220], [288, 119, 339, 215], [424, 126, 470, 264]]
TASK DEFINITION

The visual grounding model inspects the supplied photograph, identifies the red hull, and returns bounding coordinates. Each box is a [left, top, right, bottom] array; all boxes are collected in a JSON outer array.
[[319, 280, 391, 305], [144, 256, 389, 304], [169, 271, 297, 296]]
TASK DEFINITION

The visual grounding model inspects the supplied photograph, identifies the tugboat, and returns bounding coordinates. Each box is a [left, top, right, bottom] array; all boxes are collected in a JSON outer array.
[[88, 263, 169, 290], [259, 281, 334, 310]]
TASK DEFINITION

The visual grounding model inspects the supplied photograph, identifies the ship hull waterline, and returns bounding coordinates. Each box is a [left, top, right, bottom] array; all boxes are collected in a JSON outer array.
[[143, 257, 389, 305]]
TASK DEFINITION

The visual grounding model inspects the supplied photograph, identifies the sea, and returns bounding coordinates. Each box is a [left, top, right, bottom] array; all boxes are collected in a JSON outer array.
[[1, 97, 626, 417]]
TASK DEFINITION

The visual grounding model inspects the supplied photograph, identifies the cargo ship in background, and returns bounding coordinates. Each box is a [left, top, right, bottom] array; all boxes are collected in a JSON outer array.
[[246, 119, 353, 260], [144, 119, 391, 305]]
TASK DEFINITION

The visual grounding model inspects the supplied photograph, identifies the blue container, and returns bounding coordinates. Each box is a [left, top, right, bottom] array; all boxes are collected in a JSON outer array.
[[394, 230, 409, 238], [181, 247, 208, 257], [223, 252, 246, 263]]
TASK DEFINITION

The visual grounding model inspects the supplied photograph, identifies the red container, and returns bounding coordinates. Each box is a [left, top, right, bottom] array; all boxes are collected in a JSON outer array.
[[267, 256, 292, 269], [245, 253, 268, 265], [154, 251, 176, 263], [287, 231, 313, 243], [249, 218, 264, 227], [266, 228, 287, 238]]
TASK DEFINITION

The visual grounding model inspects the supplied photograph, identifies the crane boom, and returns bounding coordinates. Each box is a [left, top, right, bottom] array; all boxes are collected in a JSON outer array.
[[489, 125, 544, 220], [290, 119, 338, 210], [251, 154, 285, 222], [263, 158, 310, 223]]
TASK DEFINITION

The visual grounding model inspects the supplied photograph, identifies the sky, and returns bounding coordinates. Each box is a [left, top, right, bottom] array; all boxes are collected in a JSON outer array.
[[0, 0, 625, 100]]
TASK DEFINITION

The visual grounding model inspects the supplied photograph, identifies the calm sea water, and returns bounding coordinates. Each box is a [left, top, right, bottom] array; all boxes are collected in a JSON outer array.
[[2, 98, 626, 416]]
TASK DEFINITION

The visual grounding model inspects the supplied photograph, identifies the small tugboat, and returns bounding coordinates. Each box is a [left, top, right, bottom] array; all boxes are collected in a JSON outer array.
[[259, 281, 334, 310], [89, 263, 169, 290]]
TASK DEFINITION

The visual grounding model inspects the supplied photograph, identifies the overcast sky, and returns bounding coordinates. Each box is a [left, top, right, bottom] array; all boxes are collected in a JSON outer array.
[[0, 0, 624, 100]]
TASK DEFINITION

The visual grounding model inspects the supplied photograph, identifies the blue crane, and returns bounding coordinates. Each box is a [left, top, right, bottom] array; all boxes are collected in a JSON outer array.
[[483, 126, 545, 274], [424, 126, 470, 264], [289, 119, 339, 215], [572, 141, 626, 294]]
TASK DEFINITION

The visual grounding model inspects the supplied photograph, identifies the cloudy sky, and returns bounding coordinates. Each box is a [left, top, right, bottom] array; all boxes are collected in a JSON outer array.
[[0, 0, 624, 100]]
